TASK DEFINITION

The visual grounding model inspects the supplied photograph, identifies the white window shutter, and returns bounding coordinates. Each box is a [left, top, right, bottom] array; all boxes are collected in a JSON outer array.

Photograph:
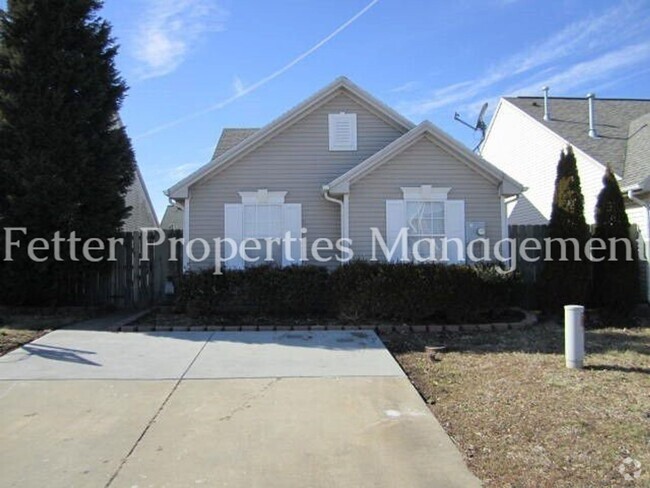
[[444, 200, 466, 264], [282, 203, 302, 266], [386, 200, 406, 262], [328, 113, 357, 151], [224, 204, 244, 269]]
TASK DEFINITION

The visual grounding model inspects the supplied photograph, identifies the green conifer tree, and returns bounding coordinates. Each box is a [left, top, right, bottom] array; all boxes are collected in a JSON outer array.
[[541, 147, 591, 312], [0, 0, 135, 304], [592, 167, 639, 322]]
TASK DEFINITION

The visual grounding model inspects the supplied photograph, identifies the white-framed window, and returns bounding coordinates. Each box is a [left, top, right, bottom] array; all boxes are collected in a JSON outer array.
[[328, 112, 357, 151], [385, 186, 466, 263], [224, 189, 302, 269], [406, 201, 445, 258]]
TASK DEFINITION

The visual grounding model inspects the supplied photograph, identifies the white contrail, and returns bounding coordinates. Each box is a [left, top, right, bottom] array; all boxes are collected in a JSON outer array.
[[135, 0, 380, 140]]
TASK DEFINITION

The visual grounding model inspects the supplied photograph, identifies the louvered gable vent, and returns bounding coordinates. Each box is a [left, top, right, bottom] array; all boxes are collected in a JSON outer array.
[[328, 112, 357, 151]]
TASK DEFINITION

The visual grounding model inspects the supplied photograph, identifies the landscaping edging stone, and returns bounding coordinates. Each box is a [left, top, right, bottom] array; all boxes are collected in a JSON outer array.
[[110, 309, 537, 333]]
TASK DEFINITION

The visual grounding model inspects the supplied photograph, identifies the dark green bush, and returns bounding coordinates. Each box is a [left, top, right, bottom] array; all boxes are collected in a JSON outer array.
[[177, 265, 330, 318], [331, 261, 520, 323], [177, 261, 521, 323]]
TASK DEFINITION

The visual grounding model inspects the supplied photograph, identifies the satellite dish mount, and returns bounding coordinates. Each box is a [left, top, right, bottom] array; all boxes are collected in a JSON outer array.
[[454, 102, 488, 152]]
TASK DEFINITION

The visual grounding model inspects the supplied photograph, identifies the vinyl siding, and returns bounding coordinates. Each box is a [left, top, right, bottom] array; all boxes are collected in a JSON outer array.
[[188, 91, 405, 269], [482, 101, 606, 224], [349, 136, 502, 260]]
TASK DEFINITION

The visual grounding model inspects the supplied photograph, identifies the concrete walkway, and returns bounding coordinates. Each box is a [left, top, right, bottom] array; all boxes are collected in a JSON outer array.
[[0, 329, 480, 488]]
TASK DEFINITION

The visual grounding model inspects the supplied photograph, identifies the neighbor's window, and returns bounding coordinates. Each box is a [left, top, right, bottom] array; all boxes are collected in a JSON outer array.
[[406, 201, 445, 258]]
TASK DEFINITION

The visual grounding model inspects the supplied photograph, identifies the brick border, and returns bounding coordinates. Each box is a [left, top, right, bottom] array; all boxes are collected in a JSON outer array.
[[111, 309, 537, 333]]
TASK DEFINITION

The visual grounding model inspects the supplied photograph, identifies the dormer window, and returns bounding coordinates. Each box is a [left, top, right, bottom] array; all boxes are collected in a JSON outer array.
[[328, 112, 357, 151]]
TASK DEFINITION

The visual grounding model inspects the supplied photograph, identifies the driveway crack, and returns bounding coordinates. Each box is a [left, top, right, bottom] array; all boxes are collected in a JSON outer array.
[[104, 331, 215, 488], [218, 377, 281, 422]]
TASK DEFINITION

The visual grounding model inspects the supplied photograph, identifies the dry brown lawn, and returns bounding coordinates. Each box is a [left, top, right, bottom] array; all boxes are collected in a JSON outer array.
[[383, 323, 649, 487], [0, 309, 95, 356]]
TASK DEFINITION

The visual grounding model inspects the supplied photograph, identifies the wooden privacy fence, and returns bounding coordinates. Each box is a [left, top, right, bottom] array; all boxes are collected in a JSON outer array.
[[81, 230, 183, 308]]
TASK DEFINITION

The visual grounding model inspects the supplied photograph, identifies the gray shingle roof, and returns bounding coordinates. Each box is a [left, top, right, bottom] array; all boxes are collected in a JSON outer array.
[[160, 204, 183, 230], [211, 128, 259, 159], [624, 113, 650, 187], [506, 97, 650, 185]]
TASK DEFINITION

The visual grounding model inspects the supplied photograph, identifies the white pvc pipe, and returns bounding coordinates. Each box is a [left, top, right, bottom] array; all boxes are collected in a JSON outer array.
[[542, 86, 550, 121], [564, 305, 585, 369], [587, 93, 598, 138]]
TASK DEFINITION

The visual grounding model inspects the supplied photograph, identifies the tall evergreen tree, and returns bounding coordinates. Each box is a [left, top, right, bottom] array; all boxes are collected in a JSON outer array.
[[0, 0, 135, 304], [592, 167, 638, 322], [541, 147, 591, 312]]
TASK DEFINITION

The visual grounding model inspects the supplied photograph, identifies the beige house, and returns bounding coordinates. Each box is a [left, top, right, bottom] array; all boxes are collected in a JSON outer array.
[[166, 77, 523, 270]]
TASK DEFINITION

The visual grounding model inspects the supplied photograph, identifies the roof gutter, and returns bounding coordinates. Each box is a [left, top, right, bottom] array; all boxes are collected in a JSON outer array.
[[627, 187, 647, 208]]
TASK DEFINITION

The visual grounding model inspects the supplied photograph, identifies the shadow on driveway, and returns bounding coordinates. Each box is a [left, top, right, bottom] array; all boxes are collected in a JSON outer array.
[[19, 344, 101, 366]]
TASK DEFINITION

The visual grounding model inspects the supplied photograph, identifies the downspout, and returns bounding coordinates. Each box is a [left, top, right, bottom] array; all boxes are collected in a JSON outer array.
[[181, 198, 190, 271], [499, 182, 526, 266], [322, 185, 348, 240]]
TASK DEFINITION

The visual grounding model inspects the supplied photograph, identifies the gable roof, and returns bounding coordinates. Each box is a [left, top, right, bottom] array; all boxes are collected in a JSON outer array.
[[123, 165, 159, 230], [211, 128, 258, 159], [624, 113, 650, 188], [505, 96, 650, 183], [166, 76, 415, 199], [161, 204, 183, 230], [327, 121, 524, 196]]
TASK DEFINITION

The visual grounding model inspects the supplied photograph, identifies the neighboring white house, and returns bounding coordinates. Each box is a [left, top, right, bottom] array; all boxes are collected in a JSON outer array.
[[165, 77, 523, 270], [482, 91, 650, 299]]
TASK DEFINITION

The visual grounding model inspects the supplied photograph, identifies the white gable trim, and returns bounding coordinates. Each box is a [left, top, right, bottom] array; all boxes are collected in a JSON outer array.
[[401, 185, 451, 201], [238, 189, 287, 204], [327, 121, 524, 196], [500, 98, 610, 176], [166, 77, 414, 199]]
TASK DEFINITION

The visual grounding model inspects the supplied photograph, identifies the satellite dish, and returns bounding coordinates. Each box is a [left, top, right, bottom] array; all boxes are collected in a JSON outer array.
[[454, 102, 489, 152], [476, 102, 488, 132]]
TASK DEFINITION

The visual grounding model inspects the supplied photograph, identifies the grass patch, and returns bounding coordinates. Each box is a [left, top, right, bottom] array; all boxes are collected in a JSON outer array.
[[383, 323, 649, 487]]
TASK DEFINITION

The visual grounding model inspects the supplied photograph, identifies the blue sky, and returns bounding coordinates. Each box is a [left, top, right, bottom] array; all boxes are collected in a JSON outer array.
[[6, 0, 650, 218]]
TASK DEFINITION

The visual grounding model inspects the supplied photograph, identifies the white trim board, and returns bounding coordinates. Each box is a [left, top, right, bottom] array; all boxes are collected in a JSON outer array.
[[327, 121, 524, 196], [166, 77, 415, 199]]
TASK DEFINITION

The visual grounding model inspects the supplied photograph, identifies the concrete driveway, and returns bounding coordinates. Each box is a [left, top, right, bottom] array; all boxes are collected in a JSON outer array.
[[0, 329, 480, 488]]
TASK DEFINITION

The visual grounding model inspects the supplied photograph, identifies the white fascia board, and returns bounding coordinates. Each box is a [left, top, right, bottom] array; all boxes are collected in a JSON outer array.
[[328, 122, 524, 195]]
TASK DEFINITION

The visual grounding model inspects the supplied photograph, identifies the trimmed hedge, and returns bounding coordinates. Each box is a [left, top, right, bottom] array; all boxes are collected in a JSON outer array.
[[177, 265, 330, 318], [177, 261, 521, 323], [330, 261, 519, 323]]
